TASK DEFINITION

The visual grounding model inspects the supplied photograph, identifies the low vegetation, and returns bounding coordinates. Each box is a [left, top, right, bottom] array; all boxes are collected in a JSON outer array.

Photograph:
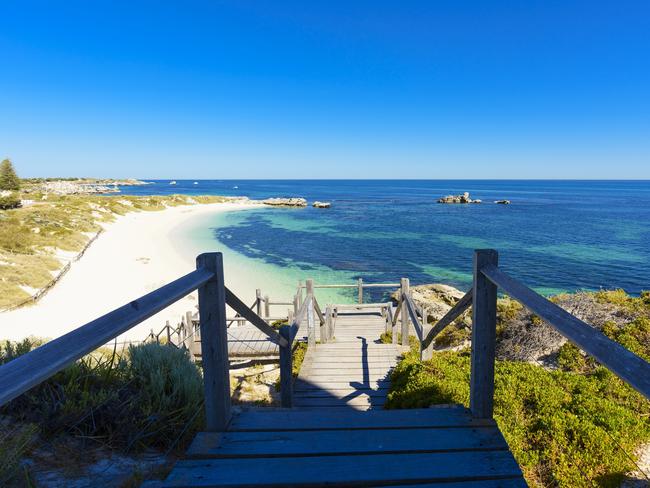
[[384, 289, 650, 487], [0, 340, 204, 485], [0, 189, 229, 310]]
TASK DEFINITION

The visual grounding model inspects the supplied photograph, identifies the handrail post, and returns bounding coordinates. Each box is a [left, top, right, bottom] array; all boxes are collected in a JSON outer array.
[[421, 305, 432, 360], [400, 278, 410, 346], [197, 252, 231, 431], [297, 281, 303, 308], [279, 326, 293, 407], [306, 279, 315, 348], [358, 278, 363, 304], [470, 249, 498, 419], [293, 294, 299, 316], [255, 289, 262, 316], [264, 295, 270, 319], [324, 306, 332, 342]]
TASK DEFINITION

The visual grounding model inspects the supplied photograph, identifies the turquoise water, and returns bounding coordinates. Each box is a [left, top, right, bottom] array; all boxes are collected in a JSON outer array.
[[122, 180, 650, 300]]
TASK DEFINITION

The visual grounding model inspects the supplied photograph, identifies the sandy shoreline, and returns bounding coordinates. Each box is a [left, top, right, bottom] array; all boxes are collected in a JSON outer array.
[[0, 201, 269, 343]]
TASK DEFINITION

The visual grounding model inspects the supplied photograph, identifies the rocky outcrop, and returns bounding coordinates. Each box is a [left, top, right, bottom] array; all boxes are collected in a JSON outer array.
[[27, 181, 120, 195], [391, 283, 467, 322], [495, 200, 511, 204], [262, 197, 308, 207], [312, 201, 331, 208], [437, 192, 481, 204]]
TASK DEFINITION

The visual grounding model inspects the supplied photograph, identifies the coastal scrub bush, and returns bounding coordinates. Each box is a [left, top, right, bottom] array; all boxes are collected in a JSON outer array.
[[1, 341, 204, 453], [0, 421, 38, 485], [0, 192, 21, 210], [385, 347, 650, 487]]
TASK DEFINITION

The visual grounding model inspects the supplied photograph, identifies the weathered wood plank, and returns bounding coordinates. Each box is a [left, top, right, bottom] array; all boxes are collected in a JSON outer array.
[[421, 288, 473, 349], [224, 288, 287, 348], [196, 253, 231, 432], [470, 249, 498, 420], [228, 407, 491, 431], [482, 263, 650, 400], [187, 426, 508, 458], [382, 480, 527, 488], [0, 267, 214, 407], [164, 450, 522, 487], [278, 326, 292, 408]]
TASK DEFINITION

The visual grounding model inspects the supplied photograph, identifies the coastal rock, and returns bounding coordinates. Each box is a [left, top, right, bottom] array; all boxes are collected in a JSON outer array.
[[262, 197, 308, 207], [312, 201, 331, 208], [495, 200, 511, 204], [391, 283, 467, 322], [437, 192, 480, 204], [33, 181, 120, 195]]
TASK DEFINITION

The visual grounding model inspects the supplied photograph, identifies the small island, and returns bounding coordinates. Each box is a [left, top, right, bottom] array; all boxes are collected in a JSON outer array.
[[437, 192, 481, 204]]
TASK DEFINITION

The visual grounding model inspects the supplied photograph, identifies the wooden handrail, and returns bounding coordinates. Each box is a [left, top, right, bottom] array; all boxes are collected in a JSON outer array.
[[289, 293, 311, 341], [421, 289, 473, 349], [224, 288, 288, 348], [301, 283, 400, 289], [403, 293, 424, 343], [0, 267, 214, 407], [481, 263, 650, 400]]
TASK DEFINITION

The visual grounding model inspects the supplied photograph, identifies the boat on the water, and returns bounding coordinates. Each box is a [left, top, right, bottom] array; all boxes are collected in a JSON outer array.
[[170, 181, 177, 185]]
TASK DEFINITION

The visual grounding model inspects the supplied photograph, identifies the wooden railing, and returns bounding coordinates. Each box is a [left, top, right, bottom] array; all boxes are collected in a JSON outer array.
[[0, 252, 293, 432], [297, 279, 401, 304], [397, 249, 650, 420], [2, 249, 647, 432]]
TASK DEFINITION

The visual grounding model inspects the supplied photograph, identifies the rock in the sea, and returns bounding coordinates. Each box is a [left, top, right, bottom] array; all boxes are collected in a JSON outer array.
[[437, 192, 480, 204], [262, 197, 308, 207], [312, 201, 331, 208], [495, 200, 511, 204]]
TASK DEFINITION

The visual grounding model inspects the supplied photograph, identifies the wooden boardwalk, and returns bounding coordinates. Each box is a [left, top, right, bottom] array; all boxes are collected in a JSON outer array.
[[159, 304, 527, 486], [294, 306, 401, 409], [5, 253, 648, 487]]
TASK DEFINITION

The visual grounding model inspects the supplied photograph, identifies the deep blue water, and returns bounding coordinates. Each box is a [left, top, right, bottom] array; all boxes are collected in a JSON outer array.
[[121, 180, 650, 296]]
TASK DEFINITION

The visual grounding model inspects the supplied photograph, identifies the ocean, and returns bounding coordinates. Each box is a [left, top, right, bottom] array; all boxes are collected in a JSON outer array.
[[120, 180, 650, 299]]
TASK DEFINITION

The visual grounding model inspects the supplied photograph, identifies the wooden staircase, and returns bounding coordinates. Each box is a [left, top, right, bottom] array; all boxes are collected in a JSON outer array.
[[294, 306, 401, 410], [165, 407, 526, 487], [157, 305, 527, 487]]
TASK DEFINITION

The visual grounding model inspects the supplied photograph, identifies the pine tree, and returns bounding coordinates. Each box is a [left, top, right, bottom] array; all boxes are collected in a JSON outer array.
[[0, 159, 21, 191]]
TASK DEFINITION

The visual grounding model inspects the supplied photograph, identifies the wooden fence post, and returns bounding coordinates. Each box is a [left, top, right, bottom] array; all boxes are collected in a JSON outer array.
[[293, 294, 299, 316], [470, 249, 498, 419], [297, 281, 303, 308], [279, 326, 293, 407], [324, 306, 332, 342], [197, 252, 231, 431], [255, 289, 262, 316], [400, 278, 410, 346], [306, 279, 315, 348], [264, 295, 270, 318], [185, 311, 197, 360], [421, 305, 433, 360], [358, 278, 363, 304]]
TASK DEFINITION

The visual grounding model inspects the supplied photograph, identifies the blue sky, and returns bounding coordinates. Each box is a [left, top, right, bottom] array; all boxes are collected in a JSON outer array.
[[1, 1, 649, 179]]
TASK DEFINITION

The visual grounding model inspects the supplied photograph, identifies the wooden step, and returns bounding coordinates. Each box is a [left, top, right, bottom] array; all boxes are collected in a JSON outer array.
[[228, 407, 489, 431], [187, 426, 509, 458], [163, 450, 523, 487]]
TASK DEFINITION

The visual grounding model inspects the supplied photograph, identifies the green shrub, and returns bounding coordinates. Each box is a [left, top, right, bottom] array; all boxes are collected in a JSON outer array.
[[385, 348, 650, 487], [1, 341, 204, 452], [0, 422, 38, 485], [0, 192, 21, 210]]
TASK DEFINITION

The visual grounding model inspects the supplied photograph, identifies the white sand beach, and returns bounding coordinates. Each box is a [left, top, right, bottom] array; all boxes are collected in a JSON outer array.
[[0, 201, 271, 343]]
